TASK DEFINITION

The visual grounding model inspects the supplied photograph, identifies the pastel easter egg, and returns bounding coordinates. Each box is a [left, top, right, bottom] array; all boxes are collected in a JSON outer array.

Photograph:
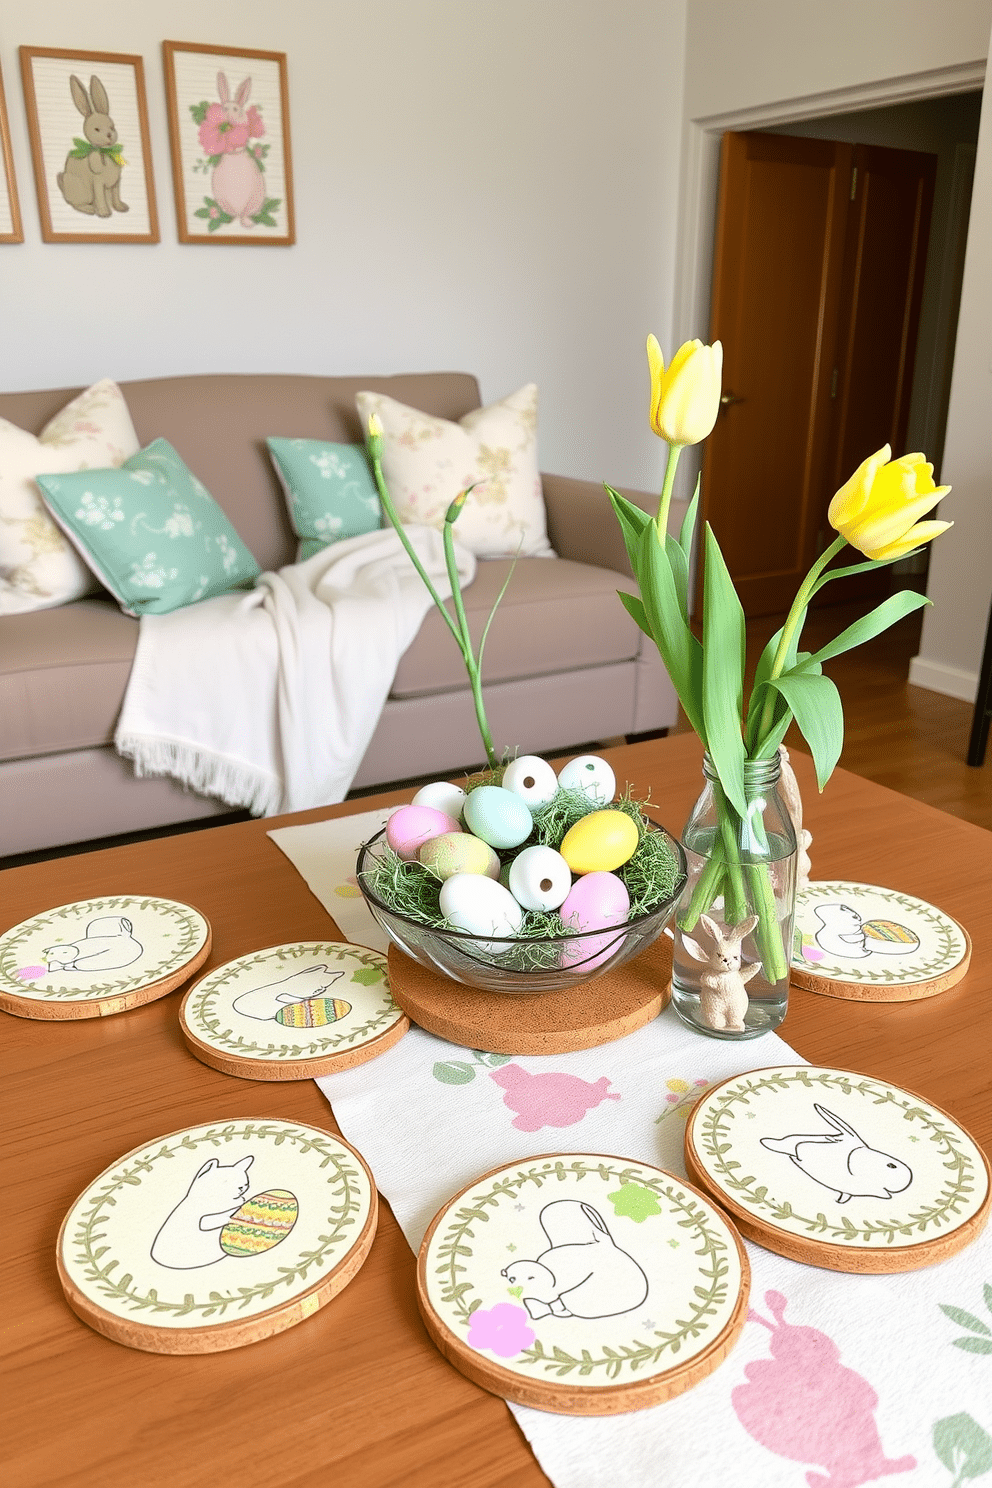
[[501, 755, 559, 811], [386, 804, 460, 861], [419, 832, 500, 881], [413, 780, 467, 821], [462, 786, 533, 851], [275, 996, 352, 1027], [560, 809, 638, 874], [16, 965, 46, 981], [862, 919, 921, 953], [508, 845, 572, 910], [439, 873, 523, 953], [559, 871, 630, 968], [219, 1189, 299, 1257], [557, 754, 616, 805]]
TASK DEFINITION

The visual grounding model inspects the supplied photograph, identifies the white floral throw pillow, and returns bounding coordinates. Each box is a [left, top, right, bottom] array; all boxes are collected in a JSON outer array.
[[355, 383, 553, 558], [0, 379, 140, 614]]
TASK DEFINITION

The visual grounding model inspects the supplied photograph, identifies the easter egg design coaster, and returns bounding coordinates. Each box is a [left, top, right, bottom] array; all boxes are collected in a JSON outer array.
[[57, 1118, 377, 1353], [0, 896, 211, 1020], [790, 881, 970, 1001], [417, 1152, 749, 1414], [179, 942, 408, 1079], [685, 1065, 991, 1273]]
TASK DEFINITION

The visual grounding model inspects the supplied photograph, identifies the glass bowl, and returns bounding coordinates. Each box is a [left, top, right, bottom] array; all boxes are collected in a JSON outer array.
[[356, 823, 686, 995]]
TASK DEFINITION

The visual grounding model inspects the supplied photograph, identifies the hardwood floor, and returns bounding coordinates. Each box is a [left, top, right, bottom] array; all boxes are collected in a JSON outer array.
[[669, 597, 992, 832]]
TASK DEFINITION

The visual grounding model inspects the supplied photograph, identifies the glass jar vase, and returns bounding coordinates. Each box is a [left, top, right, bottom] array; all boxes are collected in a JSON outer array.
[[671, 752, 797, 1039]]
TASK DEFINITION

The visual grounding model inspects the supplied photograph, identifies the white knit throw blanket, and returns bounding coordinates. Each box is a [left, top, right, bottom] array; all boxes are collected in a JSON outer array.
[[115, 526, 475, 815]]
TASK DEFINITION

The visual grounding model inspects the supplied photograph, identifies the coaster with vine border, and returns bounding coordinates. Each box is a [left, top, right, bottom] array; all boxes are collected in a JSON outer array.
[[416, 1151, 749, 1414], [179, 942, 408, 1080], [57, 1117, 378, 1353], [0, 895, 211, 1021], [684, 1065, 990, 1273], [790, 881, 971, 1002]]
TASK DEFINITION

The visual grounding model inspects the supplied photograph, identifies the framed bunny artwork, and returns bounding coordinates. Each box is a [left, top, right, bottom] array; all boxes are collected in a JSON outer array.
[[0, 61, 24, 243], [19, 48, 158, 244], [163, 42, 295, 246]]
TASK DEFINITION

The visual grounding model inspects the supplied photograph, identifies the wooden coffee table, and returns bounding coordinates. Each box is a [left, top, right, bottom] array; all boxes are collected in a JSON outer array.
[[2, 735, 989, 1488]]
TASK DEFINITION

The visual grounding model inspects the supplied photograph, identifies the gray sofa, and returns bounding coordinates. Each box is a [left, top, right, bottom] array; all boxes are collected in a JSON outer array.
[[0, 372, 681, 858]]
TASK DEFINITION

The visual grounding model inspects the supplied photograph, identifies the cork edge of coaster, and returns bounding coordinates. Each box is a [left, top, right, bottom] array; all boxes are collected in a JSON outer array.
[[791, 927, 972, 1002], [415, 1151, 751, 1415], [56, 1122, 378, 1354], [683, 1064, 992, 1275], [0, 926, 212, 1022]]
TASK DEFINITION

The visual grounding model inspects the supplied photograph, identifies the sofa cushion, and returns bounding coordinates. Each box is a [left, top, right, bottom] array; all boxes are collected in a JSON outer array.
[[390, 557, 640, 698], [267, 438, 381, 560], [0, 599, 138, 762]]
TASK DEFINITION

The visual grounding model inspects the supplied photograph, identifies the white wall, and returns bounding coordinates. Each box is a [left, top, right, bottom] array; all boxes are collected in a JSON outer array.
[[0, 0, 686, 492], [679, 0, 992, 703]]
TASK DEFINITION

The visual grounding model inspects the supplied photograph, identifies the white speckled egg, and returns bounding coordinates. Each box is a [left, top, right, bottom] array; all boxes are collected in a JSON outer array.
[[508, 845, 572, 911], [412, 781, 467, 821], [501, 755, 559, 811], [385, 804, 460, 861], [463, 786, 533, 850], [559, 871, 630, 968], [439, 874, 524, 954], [418, 832, 500, 881], [557, 754, 616, 805]]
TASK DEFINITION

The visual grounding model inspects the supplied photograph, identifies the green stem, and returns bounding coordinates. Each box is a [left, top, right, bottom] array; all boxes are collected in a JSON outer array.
[[714, 784, 748, 924], [753, 534, 847, 747], [677, 843, 726, 932], [370, 453, 464, 651], [443, 520, 497, 768], [656, 442, 682, 539]]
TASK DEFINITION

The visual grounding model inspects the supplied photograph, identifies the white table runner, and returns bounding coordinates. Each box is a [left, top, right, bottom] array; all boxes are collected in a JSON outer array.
[[270, 813, 992, 1488]]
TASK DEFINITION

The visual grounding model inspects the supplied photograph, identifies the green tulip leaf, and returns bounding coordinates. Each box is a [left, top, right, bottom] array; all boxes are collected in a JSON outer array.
[[701, 524, 747, 817], [617, 590, 653, 639], [635, 520, 706, 739], [764, 670, 843, 789], [606, 486, 653, 571], [666, 534, 690, 619], [805, 590, 930, 667], [810, 548, 924, 597], [678, 474, 701, 558], [748, 654, 820, 757]]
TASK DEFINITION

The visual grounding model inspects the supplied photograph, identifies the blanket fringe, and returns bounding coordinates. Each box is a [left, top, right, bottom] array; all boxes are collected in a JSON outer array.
[[115, 732, 281, 817]]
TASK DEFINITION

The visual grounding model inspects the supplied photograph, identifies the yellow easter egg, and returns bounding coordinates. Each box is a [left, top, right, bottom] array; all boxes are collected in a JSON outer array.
[[559, 809, 639, 874], [275, 996, 352, 1028], [220, 1189, 299, 1257]]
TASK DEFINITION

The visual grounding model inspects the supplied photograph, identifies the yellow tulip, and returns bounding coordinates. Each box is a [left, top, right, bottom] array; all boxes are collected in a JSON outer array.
[[647, 334, 723, 446], [828, 444, 952, 561]]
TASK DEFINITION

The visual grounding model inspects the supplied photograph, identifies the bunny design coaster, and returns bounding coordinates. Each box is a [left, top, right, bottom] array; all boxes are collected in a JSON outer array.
[[0, 896, 211, 1020], [685, 1066, 991, 1273], [791, 881, 970, 1001], [417, 1153, 749, 1414], [179, 942, 408, 1079], [57, 1119, 377, 1353]]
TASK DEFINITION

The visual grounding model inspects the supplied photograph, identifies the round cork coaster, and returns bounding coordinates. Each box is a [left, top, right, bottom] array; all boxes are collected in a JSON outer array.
[[179, 942, 409, 1080], [387, 934, 672, 1056], [0, 895, 211, 1021], [790, 881, 971, 1002], [57, 1117, 378, 1354], [685, 1065, 991, 1273], [417, 1151, 749, 1414]]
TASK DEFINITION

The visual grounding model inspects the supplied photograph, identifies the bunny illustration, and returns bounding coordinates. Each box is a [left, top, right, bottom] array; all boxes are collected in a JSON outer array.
[[778, 745, 813, 889], [732, 1290, 916, 1488], [151, 1155, 254, 1269], [680, 913, 761, 1032], [44, 915, 143, 973], [57, 75, 128, 219], [814, 903, 870, 959], [760, 1103, 912, 1204], [232, 964, 345, 1021], [210, 73, 265, 229], [489, 1065, 620, 1132], [501, 1200, 648, 1321]]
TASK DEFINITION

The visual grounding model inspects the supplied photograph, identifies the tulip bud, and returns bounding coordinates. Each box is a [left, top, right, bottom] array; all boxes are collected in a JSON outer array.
[[647, 335, 723, 447], [366, 412, 383, 462], [444, 489, 469, 524]]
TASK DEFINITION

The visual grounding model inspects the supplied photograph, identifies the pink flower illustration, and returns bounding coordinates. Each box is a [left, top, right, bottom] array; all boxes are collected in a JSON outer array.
[[198, 103, 255, 155], [246, 105, 265, 138], [467, 1303, 534, 1358]]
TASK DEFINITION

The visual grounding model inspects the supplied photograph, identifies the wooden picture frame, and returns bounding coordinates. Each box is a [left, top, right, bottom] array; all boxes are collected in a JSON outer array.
[[0, 62, 24, 242], [163, 41, 294, 246], [19, 47, 158, 244]]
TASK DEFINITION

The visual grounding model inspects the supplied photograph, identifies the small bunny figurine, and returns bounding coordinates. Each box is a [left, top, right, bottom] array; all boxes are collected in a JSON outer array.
[[211, 72, 265, 229], [680, 913, 760, 1033], [57, 75, 128, 219]]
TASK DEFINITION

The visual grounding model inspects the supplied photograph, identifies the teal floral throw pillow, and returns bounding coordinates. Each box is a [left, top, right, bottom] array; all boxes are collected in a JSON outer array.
[[35, 438, 260, 617], [267, 438, 381, 560]]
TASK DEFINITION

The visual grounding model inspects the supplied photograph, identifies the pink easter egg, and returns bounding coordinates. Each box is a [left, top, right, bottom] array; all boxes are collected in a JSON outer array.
[[385, 804, 460, 861], [17, 965, 46, 981], [559, 871, 630, 969]]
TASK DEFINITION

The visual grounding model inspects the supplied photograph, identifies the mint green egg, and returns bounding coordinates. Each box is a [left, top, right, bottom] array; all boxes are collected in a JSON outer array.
[[463, 786, 533, 850]]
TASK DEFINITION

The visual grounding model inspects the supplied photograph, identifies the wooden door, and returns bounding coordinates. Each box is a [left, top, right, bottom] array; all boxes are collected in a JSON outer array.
[[700, 131, 937, 618]]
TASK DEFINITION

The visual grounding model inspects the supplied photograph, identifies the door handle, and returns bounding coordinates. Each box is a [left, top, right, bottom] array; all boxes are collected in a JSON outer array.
[[720, 392, 745, 406]]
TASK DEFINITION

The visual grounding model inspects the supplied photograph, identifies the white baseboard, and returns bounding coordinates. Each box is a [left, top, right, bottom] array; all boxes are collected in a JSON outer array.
[[908, 656, 978, 703]]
